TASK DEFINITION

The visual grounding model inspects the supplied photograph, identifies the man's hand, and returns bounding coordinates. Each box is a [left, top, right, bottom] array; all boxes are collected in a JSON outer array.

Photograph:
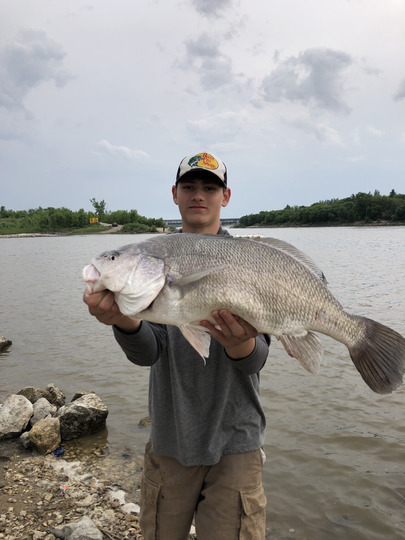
[[83, 289, 141, 333], [200, 310, 258, 359]]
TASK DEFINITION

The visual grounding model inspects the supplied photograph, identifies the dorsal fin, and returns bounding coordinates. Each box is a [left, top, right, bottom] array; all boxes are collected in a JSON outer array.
[[253, 237, 328, 284]]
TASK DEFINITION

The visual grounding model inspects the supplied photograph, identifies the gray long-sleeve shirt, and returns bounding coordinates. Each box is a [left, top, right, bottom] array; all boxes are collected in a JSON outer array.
[[113, 322, 270, 467], [112, 227, 270, 467]]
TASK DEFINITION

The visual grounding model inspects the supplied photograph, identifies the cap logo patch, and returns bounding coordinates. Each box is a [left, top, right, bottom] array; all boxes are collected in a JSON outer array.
[[188, 153, 219, 171]]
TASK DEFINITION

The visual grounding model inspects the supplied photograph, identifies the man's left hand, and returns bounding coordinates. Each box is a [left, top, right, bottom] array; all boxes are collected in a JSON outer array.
[[200, 310, 258, 359]]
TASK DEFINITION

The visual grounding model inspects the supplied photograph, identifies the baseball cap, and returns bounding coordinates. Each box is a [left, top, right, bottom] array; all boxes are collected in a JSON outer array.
[[176, 152, 227, 187]]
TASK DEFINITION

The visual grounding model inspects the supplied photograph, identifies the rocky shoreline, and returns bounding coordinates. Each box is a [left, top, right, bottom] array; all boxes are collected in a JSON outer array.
[[0, 382, 144, 539], [0, 381, 198, 540], [0, 437, 144, 540]]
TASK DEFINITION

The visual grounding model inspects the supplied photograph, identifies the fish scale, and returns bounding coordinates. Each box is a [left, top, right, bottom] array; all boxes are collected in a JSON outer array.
[[83, 233, 405, 394]]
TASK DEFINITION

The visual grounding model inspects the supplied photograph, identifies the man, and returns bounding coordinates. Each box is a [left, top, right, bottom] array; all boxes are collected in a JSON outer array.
[[83, 152, 270, 539]]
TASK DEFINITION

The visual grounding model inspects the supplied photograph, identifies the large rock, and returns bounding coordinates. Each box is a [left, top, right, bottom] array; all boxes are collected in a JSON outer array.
[[72, 390, 95, 402], [46, 383, 66, 407], [29, 417, 61, 454], [30, 397, 57, 426], [58, 394, 108, 441], [0, 394, 33, 439], [18, 386, 53, 404], [51, 515, 103, 540]]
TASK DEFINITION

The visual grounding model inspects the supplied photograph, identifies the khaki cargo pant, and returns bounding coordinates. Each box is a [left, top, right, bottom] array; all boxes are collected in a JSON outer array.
[[140, 441, 266, 540]]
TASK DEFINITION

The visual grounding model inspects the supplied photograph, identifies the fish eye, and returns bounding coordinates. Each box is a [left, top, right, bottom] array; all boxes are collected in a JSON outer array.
[[104, 251, 119, 261]]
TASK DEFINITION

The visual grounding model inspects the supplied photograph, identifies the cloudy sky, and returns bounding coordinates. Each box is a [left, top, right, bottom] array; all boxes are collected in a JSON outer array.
[[1, 0, 404, 219]]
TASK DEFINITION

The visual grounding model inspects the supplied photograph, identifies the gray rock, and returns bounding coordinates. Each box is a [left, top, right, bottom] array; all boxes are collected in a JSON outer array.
[[29, 417, 61, 454], [138, 415, 151, 427], [51, 515, 103, 540], [0, 336, 12, 351], [20, 431, 32, 449], [46, 383, 66, 407], [58, 394, 108, 441], [30, 397, 57, 426], [18, 386, 53, 404], [0, 394, 33, 439], [33, 532, 48, 540], [71, 390, 95, 402]]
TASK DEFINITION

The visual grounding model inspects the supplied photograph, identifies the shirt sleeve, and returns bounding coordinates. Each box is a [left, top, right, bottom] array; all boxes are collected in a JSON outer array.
[[227, 333, 271, 375], [112, 322, 167, 366]]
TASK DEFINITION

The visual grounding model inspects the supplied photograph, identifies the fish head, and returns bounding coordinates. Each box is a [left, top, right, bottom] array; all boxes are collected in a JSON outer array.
[[83, 244, 166, 316]]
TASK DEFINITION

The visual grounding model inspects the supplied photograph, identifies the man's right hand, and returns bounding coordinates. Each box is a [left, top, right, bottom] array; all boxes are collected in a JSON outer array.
[[83, 289, 141, 333]]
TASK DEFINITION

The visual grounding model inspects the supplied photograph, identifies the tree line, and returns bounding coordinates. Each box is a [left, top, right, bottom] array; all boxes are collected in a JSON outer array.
[[0, 199, 166, 234], [2, 191, 404, 234], [237, 190, 405, 227]]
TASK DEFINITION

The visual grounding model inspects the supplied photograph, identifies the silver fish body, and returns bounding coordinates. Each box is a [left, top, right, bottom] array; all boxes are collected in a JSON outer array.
[[83, 233, 405, 394]]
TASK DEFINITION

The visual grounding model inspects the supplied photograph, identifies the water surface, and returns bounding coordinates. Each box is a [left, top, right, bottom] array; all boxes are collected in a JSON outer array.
[[1, 227, 404, 539]]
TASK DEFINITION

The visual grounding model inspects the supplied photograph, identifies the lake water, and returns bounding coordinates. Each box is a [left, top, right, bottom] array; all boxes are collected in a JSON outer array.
[[1, 227, 404, 539]]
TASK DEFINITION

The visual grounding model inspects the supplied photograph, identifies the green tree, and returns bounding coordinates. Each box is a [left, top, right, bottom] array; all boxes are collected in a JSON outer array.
[[90, 198, 107, 219]]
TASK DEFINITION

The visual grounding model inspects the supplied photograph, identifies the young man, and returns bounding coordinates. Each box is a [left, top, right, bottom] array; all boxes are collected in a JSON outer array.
[[83, 152, 270, 539]]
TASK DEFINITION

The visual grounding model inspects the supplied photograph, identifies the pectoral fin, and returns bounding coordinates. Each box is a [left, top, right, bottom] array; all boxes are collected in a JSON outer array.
[[179, 323, 212, 361], [277, 332, 324, 374], [170, 266, 226, 288]]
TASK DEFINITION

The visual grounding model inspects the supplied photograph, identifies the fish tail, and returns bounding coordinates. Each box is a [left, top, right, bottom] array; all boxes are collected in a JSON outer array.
[[348, 316, 405, 394]]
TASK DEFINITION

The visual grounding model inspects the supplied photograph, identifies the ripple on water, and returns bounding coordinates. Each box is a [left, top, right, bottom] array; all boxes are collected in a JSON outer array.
[[1, 228, 404, 539]]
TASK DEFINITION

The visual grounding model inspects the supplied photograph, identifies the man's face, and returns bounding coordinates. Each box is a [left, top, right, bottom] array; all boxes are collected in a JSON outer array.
[[172, 177, 231, 233]]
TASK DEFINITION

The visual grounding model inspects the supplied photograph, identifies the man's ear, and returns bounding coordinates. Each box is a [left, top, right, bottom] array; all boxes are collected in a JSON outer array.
[[172, 185, 178, 205], [222, 187, 231, 208]]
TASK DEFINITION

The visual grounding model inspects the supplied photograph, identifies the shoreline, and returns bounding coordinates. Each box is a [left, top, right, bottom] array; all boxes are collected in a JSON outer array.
[[0, 221, 404, 239], [0, 233, 63, 238], [0, 437, 145, 539]]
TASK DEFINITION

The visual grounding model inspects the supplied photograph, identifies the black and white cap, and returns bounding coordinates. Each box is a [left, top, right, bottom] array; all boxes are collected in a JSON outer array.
[[176, 152, 227, 187]]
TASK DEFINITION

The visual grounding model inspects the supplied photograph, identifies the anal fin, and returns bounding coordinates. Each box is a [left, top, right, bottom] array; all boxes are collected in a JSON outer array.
[[278, 332, 324, 374]]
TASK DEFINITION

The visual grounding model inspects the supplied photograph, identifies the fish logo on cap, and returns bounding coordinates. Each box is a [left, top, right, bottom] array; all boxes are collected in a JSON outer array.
[[188, 153, 219, 171]]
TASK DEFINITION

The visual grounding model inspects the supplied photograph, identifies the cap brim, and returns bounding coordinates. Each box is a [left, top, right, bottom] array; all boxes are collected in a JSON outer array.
[[176, 169, 226, 187]]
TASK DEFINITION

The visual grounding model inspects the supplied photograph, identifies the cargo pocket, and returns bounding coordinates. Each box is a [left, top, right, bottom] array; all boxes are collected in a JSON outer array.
[[239, 484, 267, 540], [140, 475, 162, 540]]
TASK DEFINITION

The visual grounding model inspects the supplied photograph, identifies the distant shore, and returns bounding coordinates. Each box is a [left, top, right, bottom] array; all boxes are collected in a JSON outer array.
[[0, 221, 404, 239], [0, 232, 63, 238]]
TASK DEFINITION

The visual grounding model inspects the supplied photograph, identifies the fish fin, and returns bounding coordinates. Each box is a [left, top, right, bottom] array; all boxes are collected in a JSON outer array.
[[348, 316, 405, 394], [179, 323, 211, 361], [171, 266, 226, 288], [278, 332, 323, 374], [255, 237, 328, 284]]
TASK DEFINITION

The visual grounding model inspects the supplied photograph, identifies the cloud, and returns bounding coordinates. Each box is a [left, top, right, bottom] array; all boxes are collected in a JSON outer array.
[[0, 28, 70, 111], [184, 34, 220, 59], [262, 47, 353, 113], [190, 0, 233, 16], [96, 140, 150, 163], [347, 155, 365, 163], [181, 33, 235, 90], [187, 110, 249, 140], [286, 116, 343, 146], [393, 78, 405, 101], [366, 125, 385, 137]]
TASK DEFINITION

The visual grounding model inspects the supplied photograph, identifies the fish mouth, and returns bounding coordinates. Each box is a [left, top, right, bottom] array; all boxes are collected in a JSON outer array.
[[82, 264, 102, 293]]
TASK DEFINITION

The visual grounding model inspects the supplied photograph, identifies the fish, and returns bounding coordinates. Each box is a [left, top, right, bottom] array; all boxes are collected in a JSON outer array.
[[83, 233, 405, 394]]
